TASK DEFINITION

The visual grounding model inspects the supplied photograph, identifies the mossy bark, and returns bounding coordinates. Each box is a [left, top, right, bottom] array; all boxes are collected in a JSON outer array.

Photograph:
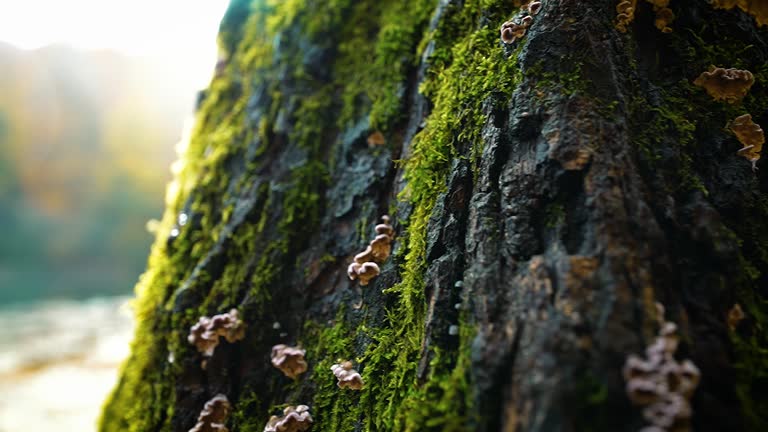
[[100, 1, 768, 431]]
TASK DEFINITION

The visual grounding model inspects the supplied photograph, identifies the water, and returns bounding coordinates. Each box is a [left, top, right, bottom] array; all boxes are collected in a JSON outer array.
[[0, 296, 133, 432]]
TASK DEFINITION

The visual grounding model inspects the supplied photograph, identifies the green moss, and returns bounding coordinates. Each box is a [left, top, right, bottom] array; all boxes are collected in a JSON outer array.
[[102, 0, 524, 431], [230, 391, 267, 432], [301, 310, 360, 432], [348, 1, 523, 430]]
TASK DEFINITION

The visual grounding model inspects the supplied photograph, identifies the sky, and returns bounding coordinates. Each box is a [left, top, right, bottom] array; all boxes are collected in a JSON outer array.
[[0, 0, 231, 85]]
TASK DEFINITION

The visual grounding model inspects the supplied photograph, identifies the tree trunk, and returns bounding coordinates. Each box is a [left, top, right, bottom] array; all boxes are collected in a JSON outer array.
[[100, 1, 768, 431]]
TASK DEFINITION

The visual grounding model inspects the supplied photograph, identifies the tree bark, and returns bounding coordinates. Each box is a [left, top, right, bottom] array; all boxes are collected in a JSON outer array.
[[101, 1, 768, 431]]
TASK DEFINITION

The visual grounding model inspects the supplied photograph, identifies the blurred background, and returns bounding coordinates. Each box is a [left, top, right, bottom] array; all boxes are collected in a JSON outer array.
[[0, 0, 230, 430]]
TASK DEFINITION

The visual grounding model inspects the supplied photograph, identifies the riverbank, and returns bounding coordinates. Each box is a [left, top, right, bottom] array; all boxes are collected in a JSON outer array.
[[0, 296, 133, 431]]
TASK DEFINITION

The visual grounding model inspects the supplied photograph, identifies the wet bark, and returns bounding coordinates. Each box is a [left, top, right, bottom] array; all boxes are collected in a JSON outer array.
[[102, 1, 768, 431]]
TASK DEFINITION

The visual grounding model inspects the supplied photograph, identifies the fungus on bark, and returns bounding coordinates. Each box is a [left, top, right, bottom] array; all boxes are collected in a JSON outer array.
[[370, 234, 392, 262], [731, 114, 764, 170], [727, 303, 745, 331], [263, 405, 313, 432], [348, 215, 394, 286], [527, 1, 542, 16], [693, 66, 755, 103], [188, 309, 246, 357], [615, 0, 637, 33], [654, 6, 675, 32], [356, 262, 381, 286], [330, 361, 364, 390], [622, 303, 700, 431], [189, 394, 231, 432], [643, 1, 675, 33], [271, 344, 308, 379], [367, 131, 386, 147], [500, 20, 527, 44]]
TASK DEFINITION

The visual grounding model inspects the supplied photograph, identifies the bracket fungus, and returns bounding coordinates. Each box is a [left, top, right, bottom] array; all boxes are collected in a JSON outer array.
[[623, 303, 700, 431], [616, 1, 675, 33], [615, 0, 636, 32], [644, 1, 675, 33], [500, 20, 527, 44], [500, 3, 537, 46], [189, 394, 231, 432], [693, 66, 755, 103], [654, 6, 675, 33], [348, 215, 394, 286], [731, 114, 764, 170], [331, 361, 364, 390], [188, 309, 246, 357], [271, 344, 308, 379], [526, 1, 542, 16], [727, 303, 745, 331], [264, 405, 313, 432], [367, 131, 386, 147]]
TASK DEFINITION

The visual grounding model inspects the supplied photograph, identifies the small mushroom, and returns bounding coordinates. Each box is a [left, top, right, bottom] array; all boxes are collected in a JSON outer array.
[[354, 246, 375, 264], [349, 215, 395, 286], [263, 405, 313, 432], [331, 361, 364, 390], [615, 0, 636, 33], [347, 262, 362, 281], [357, 262, 381, 286], [693, 66, 755, 103], [370, 234, 392, 262], [189, 309, 246, 357], [623, 305, 700, 431], [500, 20, 528, 44], [375, 217, 394, 237], [527, 1, 542, 15], [271, 345, 308, 379], [367, 131, 386, 147], [189, 394, 231, 432], [654, 7, 675, 33], [727, 303, 745, 331], [643, 393, 691, 429], [731, 114, 764, 170]]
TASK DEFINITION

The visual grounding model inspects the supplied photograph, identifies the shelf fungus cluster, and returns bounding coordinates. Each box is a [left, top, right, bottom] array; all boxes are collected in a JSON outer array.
[[615, 0, 675, 33], [188, 309, 246, 359], [731, 114, 764, 170], [692, 66, 763, 170], [648, 0, 675, 32], [693, 66, 755, 103], [264, 405, 313, 432], [271, 344, 308, 379], [189, 394, 231, 432], [347, 215, 395, 286], [500, 1, 541, 44], [330, 361, 364, 390], [623, 303, 700, 432], [615, 1, 636, 32]]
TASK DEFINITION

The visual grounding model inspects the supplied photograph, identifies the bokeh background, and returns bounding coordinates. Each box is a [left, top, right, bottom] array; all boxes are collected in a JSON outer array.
[[0, 1, 230, 430]]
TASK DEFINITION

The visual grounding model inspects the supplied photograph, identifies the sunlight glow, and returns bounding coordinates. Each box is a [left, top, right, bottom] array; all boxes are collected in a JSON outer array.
[[0, 0, 231, 84], [0, 0, 231, 54]]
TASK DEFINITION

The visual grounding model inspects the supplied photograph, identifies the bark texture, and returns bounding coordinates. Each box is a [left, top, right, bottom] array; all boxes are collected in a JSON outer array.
[[101, 1, 768, 431]]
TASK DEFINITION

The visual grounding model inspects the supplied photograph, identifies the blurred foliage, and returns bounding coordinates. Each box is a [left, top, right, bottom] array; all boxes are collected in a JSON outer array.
[[0, 43, 197, 304]]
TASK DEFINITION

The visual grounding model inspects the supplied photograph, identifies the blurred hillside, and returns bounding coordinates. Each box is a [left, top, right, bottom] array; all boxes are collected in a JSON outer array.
[[0, 42, 203, 304]]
